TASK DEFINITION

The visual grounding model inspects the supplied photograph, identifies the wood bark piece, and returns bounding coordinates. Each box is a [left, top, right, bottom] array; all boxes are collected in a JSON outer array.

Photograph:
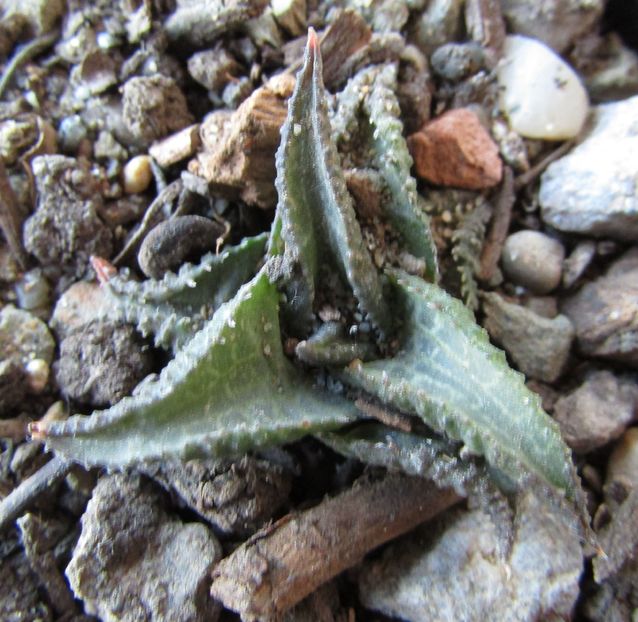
[[210, 474, 460, 620], [0, 158, 27, 269], [464, 0, 506, 61], [149, 125, 201, 169], [283, 9, 372, 90], [189, 77, 295, 209]]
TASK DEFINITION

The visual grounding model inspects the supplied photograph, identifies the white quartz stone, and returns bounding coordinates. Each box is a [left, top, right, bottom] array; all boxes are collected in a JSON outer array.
[[497, 35, 589, 140]]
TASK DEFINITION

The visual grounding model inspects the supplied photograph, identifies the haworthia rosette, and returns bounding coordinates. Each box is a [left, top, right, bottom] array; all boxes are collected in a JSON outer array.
[[32, 271, 357, 467], [274, 28, 390, 335], [340, 270, 580, 500]]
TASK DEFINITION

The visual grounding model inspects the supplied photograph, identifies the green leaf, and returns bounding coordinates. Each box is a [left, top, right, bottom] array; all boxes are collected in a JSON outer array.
[[106, 234, 267, 351], [33, 271, 357, 468], [321, 422, 497, 498], [274, 29, 390, 335], [340, 270, 579, 500], [362, 64, 438, 282], [295, 322, 377, 367]]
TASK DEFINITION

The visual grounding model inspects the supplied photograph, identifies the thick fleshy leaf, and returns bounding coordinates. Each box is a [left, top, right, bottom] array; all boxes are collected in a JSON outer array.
[[320, 422, 500, 499], [106, 234, 267, 351], [362, 65, 438, 282], [32, 271, 357, 467], [340, 270, 580, 500], [274, 29, 390, 335]]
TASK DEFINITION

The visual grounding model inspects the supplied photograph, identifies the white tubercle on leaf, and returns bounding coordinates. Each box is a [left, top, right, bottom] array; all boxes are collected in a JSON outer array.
[[497, 35, 589, 141]]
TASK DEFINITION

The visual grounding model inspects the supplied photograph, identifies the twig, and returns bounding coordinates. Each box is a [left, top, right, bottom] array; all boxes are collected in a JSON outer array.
[[478, 166, 515, 283], [0, 455, 71, 533], [210, 473, 460, 620], [113, 178, 182, 266], [514, 140, 575, 191], [0, 158, 28, 269], [0, 29, 60, 99]]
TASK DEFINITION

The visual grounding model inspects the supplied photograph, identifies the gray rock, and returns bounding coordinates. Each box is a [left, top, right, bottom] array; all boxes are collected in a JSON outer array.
[[562, 248, 638, 366], [50, 281, 111, 339], [55, 320, 153, 407], [482, 293, 574, 383], [358, 490, 583, 622], [187, 47, 241, 92], [66, 473, 222, 622], [138, 215, 224, 279], [501, 0, 604, 53], [501, 230, 565, 294], [562, 240, 596, 289], [0, 546, 52, 622], [539, 96, 638, 240], [18, 512, 78, 617], [0, 305, 55, 367], [0, 360, 27, 415], [122, 75, 193, 147], [553, 371, 638, 453], [139, 455, 292, 537], [408, 0, 464, 56], [430, 42, 486, 82], [571, 33, 638, 104], [23, 156, 113, 279]]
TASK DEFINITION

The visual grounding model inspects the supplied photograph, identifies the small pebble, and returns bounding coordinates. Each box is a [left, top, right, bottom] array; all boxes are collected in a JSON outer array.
[[123, 155, 152, 194], [501, 230, 565, 294], [14, 268, 50, 311], [430, 42, 486, 82], [58, 115, 87, 153], [25, 358, 49, 393], [497, 35, 589, 140], [138, 215, 223, 279]]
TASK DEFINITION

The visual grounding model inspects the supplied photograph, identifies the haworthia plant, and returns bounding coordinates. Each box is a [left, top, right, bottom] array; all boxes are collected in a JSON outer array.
[[33, 31, 585, 523], [32, 272, 356, 467], [105, 234, 267, 351], [273, 28, 390, 336], [340, 270, 579, 500]]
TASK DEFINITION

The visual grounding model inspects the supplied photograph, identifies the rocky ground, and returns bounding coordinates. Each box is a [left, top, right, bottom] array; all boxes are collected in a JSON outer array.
[[0, 0, 637, 620]]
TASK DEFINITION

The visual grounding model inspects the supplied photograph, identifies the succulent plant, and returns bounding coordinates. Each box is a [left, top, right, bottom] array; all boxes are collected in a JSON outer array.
[[33, 29, 586, 534]]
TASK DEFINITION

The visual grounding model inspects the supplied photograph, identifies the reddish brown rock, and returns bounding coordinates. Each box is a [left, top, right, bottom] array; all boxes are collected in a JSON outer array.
[[408, 108, 502, 190]]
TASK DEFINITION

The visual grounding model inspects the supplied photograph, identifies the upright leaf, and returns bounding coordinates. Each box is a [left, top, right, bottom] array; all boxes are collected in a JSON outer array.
[[32, 271, 357, 467], [340, 270, 580, 500], [362, 64, 438, 281], [274, 29, 390, 335]]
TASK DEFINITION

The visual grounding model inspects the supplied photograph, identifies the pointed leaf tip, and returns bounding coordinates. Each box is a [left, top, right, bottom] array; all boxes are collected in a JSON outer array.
[[307, 27, 318, 50]]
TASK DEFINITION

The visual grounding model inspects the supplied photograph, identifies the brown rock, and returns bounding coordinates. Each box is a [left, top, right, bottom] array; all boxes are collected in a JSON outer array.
[[189, 76, 295, 209], [408, 108, 502, 189]]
